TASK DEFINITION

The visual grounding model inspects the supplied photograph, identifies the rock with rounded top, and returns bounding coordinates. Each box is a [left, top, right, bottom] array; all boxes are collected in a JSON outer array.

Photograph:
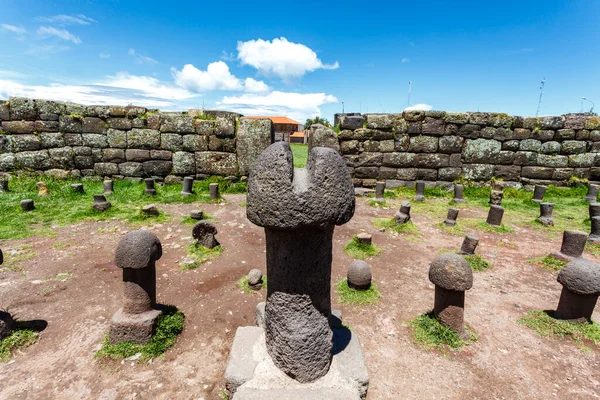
[[0, 310, 15, 340], [142, 204, 159, 217], [558, 259, 600, 295], [247, 269, 263, 290], [347, 260, 372, 290], [190, 210, 204, 220], [429, 253, 473, 291], [115, 230, 163, 270], [192, 220, 219, 248]]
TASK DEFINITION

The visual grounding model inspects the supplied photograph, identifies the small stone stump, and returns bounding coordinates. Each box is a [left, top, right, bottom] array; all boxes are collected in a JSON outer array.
[[247, 269, 264, 291], [590, 203, 600, 219], [457, 234, 479, 255], [585, 184, 599, 203], [347, 260, 372, 290], [37, 182, 48, 196], [375, 181, 385, 201], [0, 176, 9, 193], [415, 181, 425, 202], [429, 254, 473, 338], [453, 183, 465, 203], [555, 259, 600, 321], [104, 179, 114, 196], [142, 204, 159, 217], [92, 194, 111, 211], [489, 184, 503, 205], [190, 210, 204, 220], [356, 232, 372, 246], [209, 183, 219, 200], [192, 221, 219, 248], [109, 230, 163, 345], [180, 176, 194, 197], [550, 230, 588, 262], [532, 185, 547, 203], [486, 205, 504, 226], [0, 309, 15, 341], [71, 183, 84, 194], [589, 216, 600, 244], [444, 208, 459, 227], [21, 199, 35, 211], [395, 201, 411, 225], [144, 178, 157, 195], [537, 202, 554, 226]]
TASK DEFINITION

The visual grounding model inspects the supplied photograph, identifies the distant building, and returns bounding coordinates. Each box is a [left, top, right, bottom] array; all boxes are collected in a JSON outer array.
[[246, 116, 302, 142]]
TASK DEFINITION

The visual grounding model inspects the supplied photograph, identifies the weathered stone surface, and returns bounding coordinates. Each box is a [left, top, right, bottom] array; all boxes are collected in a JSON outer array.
[[538, 154, 568, 168], [382, 152, 415, 168], [558, 259, 600, 295], [569, 154, 596, 168], [142, 160, 173, 176], [415, 153, 449, 168], [520, 139, 542, 152], [94, 162, 118, 176], [439, 136, 464, 153], [10, 134, 41, 151], [37, 99, 64, 116], [462, 164, 494, 180], [564, 114, 588, 130], [172, 151, 196, 175], [408, 136, 438, 153], [522, 166, 554, 179], [502, 140, 520, 151], [541, 141, 561, 154], [556, 129, 575, 140], [16, 150, 51, 170], [365, 114, 394, 129], [514, 151, 538, 166], [561, 140, 586, 155], [49, 147, 73, 169], [0, 102, 9, 121], [343, 152, 382, 168], [82, 117, 106, 133], [182, 134, 209, 152], [494, 165, 521, 180], [127, 129, 160, 150], [160, 133, 183, 151], [82, 134, 108, 148], [540, 116, 564, 129], [429, 254, 473, 291], [438, 167, 461, 181], [126, 149, 151, 162], [64, 133, 82, 146], [462, 139, 501, 163], [215, 115, 236, 137], [192, 221, 219, 248], [119, 162, 143, 176], [422, 117, 445, 135], [340, 116, 364, 130], [417, 168, 437, 180], [247, 269, 263, 290], [74, 156, 94, 169], [497, 151, 515, 164], [150, 150, 172, 160], [40, 132, 64, 148], [102, 148, 125, 163], [309, 124, 340, 152], [407, 122, 421, 134], [2, 121, 35, 134], [160, 114, 195, 133], [237, 118, 273, 176], [347, 260, 371, 290], [9, 97, 37, 120], [59, 115, 82, 133], [0, 153, 15, 170], [192, 151, 237, 175]]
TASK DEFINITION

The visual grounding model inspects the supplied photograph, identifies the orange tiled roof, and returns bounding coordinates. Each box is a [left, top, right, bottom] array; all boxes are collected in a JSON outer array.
[[246, 116, 301, 125]]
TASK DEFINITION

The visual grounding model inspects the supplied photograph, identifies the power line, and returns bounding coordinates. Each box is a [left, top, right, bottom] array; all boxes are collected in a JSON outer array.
[[535, 78, 545, 117]]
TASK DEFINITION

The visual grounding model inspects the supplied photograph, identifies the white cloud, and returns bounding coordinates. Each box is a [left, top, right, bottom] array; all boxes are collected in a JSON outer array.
[[99, 52, 111, 59], [237, 37, 339, 80], [404, 103, 432, 111], [37, 14, 96, 25], [218, 91, 338, 122], [243, 78, 270, 93], [1, 24, 27, 35], [172, 62, 242, 92], [401, 58, 409, 63], [37, 26, 81, 44], [128, 48, 158, 64]]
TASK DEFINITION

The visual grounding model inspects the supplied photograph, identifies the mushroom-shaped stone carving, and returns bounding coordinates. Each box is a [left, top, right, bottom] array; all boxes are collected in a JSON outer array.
[[555, 259, 600, 320], [192, 221, 219, 249], [347, 260, 372, 290], [109, 230, 163, 345], [453, 183, 465, 203], [429, 254, 473, 337], [246, 142, 354, 383]]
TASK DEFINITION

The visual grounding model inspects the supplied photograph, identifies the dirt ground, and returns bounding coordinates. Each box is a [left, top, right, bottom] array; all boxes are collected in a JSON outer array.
[[0, 193, 599, 400]]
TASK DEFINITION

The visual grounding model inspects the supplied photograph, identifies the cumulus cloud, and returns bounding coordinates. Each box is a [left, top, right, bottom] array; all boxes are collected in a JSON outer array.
[[404, 103, 433, 111], [1, 24, 27, 35], [171, 62, 270, 93], [128, 48, 158, 64], [37, 14, 96, 25], [37, 26, 82, 44], [243, 78, 270, 93], [218, 91, 338, 122], [237, 37, 339, 80]]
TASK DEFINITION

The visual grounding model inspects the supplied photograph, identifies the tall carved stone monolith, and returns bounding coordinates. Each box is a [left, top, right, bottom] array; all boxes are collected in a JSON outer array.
[[457, 234, 479, 255], [180, 176, 194, 196], [103, 179, 114, 196], [144, 178, 157, 195], [537, 202, 554, 226], [588, 216, 600, 244], [375, 181, 385, 202], [453, 183, 465, 203], [209, 183, 219, 200], [109, 230, 162, 345], [532, 185, 547, 203], [415, 181, 425, 202], [489, 183, 503, 205]]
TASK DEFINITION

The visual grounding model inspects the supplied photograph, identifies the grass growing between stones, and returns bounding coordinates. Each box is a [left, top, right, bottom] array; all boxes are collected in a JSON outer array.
[[237, 275, 267, 294], [335, 279, 381, 305], [372, 218, 422, 242], [410, 312, 477, 351], [290, 143, 308, 168], [343, 237, 383, 260], [473, 221, 514, 234], [367, 199, 388, 208], [518, 310, 600, 351], [95, 305, 185, 360], [180, 243, 223, 270], [527, 255, 568, 271], [0, 176, 243, 240], [0, 323, 39, 361], [436, 222, 465, 236], [181, 213, 213, 225], [463, 254, 491, 271]]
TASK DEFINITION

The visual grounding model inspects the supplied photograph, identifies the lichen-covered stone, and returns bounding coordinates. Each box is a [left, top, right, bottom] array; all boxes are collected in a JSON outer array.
[[172, 151, 196, 175], [119, 162, 143, 177], [438, 167, 461, 181], [585, 117, 600, 130], [0, 153, 15, 170], [514, 151, 538, 166], [64, 133, 82, 146], [365, 114, 394, 129], [462, 139, 501, 163], [502, 140, 520, 151], [555, 129, 575, 140], [343, 152, 383, 167], [541, 141, 561, 154], [160, 133, 183, 151], [569, 154, 596, 168], [127, 129, 160, 149], [195, 119, 214, 135], [561, 140, 586, 155], [468, 112, 490, 125], [82, 134, 108, 148], [49, 147, 73, 169], [40, 132, 64, 148], [16, 150, 51, 170], [82, 117, 106, 133], [379, 139, 395, 153], [9, 97, 37, 120], [150, 150, 172, 160], [237, 118, 273, 176], [10, 134, 41, 151], [102, 148, 125, 163], [74, 156, 94, 169], [421, 117, 445, 135], [522, 166, 554, 179], [407, 121, 421, 134], [538, 154, 568, 168], [215, 115, 236, 137], [494, 165, 521, 180], [519, 139, 542, 152], [340, 116, 364, 130], [126, 149, 151, 162], [382, 152, 415, 168], [497, 151, 515, 164], [429, 253, 473, 291], [415, 154, 449, 168], [2, 121, 36, 134], [439, 136, 464, 153], [457, 124, 480, 138], [462, 164, 494, 180], [94, 162, 119, 176], [107, 118, 132, 130], [402, 110, 426, 122], [540, 116, 564, 129], [308, 124, 340, 152], [142, 160, 173, 176], [160, 114, 195, 133], [195, 151, 238, 175], [182, 134, 209, 152], [408, 136, 438, 153], [488, 113, 513, 128], [106, 129, 126, 148], [444, 112, 469, 124], [37, 99, 65, 116], [59, 116, 82, 133]]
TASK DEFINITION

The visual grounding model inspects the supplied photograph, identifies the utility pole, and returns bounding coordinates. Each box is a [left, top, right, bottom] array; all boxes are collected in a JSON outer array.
[[583, 97, 595, 113], [407, 81, 412, 107], [536, 78, 545, 117]]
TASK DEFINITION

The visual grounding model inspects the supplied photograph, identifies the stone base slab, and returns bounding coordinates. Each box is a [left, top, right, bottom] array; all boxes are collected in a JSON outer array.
[[109, 307, 161, 345], [225, 325, 369, 400]]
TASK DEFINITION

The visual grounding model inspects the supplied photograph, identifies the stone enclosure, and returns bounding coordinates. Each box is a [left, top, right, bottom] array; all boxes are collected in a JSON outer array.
[[1, 97, 600, 185]]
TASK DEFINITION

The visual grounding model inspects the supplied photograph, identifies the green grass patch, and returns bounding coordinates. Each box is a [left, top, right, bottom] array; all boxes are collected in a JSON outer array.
[[0, 324, 39, 361], [237, 275, 267, 293], [474, 220, 514, 234], [335, 279, 381, 305], [527, 255, 568, 271], [373, 218, 421, 235], [180, 243, 224, 270], [436, 222, 465, 236], [410, 312, 477, 350], [343, 237, 382, 260], [586, 243, 600, 257], [95, 305, 184, 360], [367, 199, 387, 208], [0, 244, 36, 272], [463, 254, 491, 271], [518, 310, 600, 351], [290, 143, 308, 168]]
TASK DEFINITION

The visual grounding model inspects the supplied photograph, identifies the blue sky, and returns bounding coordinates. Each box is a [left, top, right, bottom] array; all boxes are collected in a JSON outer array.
[[0, 0, 598, 122]]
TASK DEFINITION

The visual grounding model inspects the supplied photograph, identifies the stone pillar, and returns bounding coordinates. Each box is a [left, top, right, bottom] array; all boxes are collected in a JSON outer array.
[[415, 181, 425, 202], [144, 178, 157, 195], [489, 185, 503, 205], [444, 208, 459, 226], [589, 216, 600, 244], [532, 185, 547, 203], [209, 183, 219, 200], [356, 232, 372, 245], [555, 259, 600, 321], [180, 176, 194, 196], [246, 142, 354, 383], [109, 230, 163, 345], [375, 181, 385, 201], [589, 203, 600, 219], [428, 254, 473, 338], [457, 234, 479, 255], [585, 184, 599, 203], [486, 205, 504, 226], [92, 194, 111, 211], [453, 184, 465, 203], [37, 181, 48, 196], [71, 183, 84, 194], [104, 179, 114, 196], [20, 199, 35, 211], [0, 175, 8, 193], [551, 230, 588, 261], [537, 202, 554, 226], [395, 201, 411, 224]]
